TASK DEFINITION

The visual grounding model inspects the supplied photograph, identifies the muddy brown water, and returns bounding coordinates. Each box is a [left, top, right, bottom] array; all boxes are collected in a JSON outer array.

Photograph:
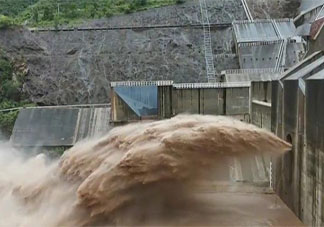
[[0, 115, 299, 226]]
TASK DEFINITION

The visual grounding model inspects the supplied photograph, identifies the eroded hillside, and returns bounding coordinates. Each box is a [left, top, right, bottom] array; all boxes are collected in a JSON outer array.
[[0, 0, 244, 105]]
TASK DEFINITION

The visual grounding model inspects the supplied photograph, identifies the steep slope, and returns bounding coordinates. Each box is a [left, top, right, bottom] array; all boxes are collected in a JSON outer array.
[[247, 0, 301, 19], [17, 0, 184, 27], [0, 0, 244, 105]]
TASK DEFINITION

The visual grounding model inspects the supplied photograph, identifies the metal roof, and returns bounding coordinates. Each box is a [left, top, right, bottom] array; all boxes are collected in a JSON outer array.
[[316, 5, 324, 19], [296, 23, 312, 36], [280, 51, 324, 80], [295, 1, 324, 22], [306, 68, 324, 80], [276, 20, 298, 38], [233, 19, 297, 43], [299, 0, 324, 12], [284, 55, 324, 80]]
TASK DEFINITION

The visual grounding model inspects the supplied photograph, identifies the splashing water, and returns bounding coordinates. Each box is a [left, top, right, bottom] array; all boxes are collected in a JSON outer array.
[[0, 115, 291, 226]]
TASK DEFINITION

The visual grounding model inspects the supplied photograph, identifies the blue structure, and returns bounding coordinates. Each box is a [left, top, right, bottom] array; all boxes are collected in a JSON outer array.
[[114, 85, 158, 117]]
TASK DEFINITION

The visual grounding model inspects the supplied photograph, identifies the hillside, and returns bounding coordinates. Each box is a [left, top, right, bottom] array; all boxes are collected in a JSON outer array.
[[0, 0, 302, 138], [246, 0, 300, 19], [0, 0, 245, 105], [0, 0, 185, 27]]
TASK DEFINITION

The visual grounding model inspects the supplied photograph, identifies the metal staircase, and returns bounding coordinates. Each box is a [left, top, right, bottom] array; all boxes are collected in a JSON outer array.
[[199, 0, 216, 82]]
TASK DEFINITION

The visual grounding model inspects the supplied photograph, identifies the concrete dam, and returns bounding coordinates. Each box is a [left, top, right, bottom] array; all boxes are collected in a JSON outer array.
[[10, 63, 324, 225], [1, 0, 324, 226]]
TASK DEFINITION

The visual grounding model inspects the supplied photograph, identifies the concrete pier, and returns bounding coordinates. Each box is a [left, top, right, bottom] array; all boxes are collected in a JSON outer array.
[[250, 51, 324, 226]]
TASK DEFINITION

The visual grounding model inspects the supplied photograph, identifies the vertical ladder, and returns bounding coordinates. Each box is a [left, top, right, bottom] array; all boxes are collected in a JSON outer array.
[[199, 0, 216, 82]]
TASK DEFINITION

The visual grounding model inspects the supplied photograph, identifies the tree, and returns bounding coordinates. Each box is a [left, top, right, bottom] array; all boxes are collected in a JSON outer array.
[[85, 4, 96, 18], [65, 3, 78, 19], [0, 109, 19, 138], [43, 6, 54, 21], [0, 15, 14, 29], [0, 58, 12, 81], [1, 80, 21, 101], [54, 14, 59, 30], [32, 8, 39, 23], [134, 0, 147, 7]]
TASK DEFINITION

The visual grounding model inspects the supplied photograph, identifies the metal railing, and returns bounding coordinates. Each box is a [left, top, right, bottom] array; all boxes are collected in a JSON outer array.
[[222, 68, 285, 75], [0, 104, 111, 113], [173, 82, 250, 89], [241, 0, 253, 21], [110, 80, 173, 87]]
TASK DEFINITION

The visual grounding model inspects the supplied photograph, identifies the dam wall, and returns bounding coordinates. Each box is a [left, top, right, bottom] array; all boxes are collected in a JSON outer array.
[[11, 81, 272, 186], [10, 80, 250, 147], [250, 81, 272, 131], [250, 51, 324, 226], [304, 75, 324, 226], [110, 81, 250, 123], [11, 106, 111, 147]]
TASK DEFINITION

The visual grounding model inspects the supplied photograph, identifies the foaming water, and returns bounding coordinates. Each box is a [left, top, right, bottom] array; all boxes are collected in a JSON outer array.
[[0, 115, 291, 226]]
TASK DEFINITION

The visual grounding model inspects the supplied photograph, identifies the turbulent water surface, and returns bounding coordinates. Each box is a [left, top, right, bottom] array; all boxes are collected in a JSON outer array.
[[0, 115, 292, 226]]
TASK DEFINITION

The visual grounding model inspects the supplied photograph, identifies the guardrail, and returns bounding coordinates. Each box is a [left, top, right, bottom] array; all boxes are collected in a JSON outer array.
[[233, 18, 292, 24], [111, 81, 173, 87], [173, 82, 250, 89], [222, 68, 285, 75], [0, 103, 111, 113]]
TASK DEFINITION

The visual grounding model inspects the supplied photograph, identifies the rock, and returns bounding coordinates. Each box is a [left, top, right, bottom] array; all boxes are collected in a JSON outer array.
[[66, 48, 78, 55], [1, 0, 286, 105], [246, 0, 301, 19]]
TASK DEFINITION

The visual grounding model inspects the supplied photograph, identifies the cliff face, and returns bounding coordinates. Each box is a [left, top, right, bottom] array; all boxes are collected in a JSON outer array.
[[0, 27, 239, 105], [0, 0, 245, 105]]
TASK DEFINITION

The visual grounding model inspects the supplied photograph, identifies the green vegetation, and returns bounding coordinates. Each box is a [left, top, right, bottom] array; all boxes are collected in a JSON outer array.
[[0, 15, 16, 29], [0, 50, 35, 138], [0, 0, 186, 28], [0, 54, 24, 102], [0, 107, 19, 138], [0, 101, 36, 138], [0, 0, 38, 18]]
